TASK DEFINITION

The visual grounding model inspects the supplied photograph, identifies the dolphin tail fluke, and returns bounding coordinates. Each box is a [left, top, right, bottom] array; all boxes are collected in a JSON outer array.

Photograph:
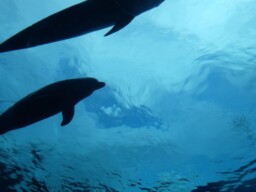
[[0, 28, 34, 53], [0, 42, 13, 54], [0, 121, 9, 135], [0, 1, 97, 53]]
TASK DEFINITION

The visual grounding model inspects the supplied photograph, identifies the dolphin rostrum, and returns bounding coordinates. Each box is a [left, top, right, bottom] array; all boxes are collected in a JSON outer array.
[[0, 0, 164, 53], [0, 78, 105, 135]]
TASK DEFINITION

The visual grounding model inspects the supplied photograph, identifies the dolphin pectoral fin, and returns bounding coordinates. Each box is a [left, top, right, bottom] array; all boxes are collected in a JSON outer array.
[[104, 14, 135, 36], [61, 106, 75, 126]]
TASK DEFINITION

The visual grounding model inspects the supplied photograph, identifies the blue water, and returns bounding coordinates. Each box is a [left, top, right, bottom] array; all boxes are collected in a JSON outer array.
[[1, 0, 256, 191]]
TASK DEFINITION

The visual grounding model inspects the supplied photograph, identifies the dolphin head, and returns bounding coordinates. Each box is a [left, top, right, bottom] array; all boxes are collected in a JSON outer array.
[[116, 0, 165, 16], [82, 77, 105, 92], [94, 80, 105, 90], [70, 78, 105, 102]]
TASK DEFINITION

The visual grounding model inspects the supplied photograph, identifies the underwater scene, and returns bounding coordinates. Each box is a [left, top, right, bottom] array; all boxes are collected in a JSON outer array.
[[0, 0, 256, 191]]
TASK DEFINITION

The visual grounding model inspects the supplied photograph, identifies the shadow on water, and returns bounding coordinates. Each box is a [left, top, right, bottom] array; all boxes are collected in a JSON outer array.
[[0, 144, 49, 192], [192, 159, 256, 192], [0, 132, 256, 192], [0, 144, 119, 192], [0, 164, 23, 192]]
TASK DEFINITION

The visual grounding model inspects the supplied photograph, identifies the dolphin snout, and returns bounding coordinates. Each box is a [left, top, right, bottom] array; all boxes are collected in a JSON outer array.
[[98, 82, 105, 88]]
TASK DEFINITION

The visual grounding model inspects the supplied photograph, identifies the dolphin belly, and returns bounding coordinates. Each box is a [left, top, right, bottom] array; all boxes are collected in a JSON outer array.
[[0, 95, 63, 134], [0, 0, 117, 53]]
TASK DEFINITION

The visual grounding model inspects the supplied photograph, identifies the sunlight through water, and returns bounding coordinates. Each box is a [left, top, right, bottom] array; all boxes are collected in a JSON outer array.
[[0, 0, 256, 191]]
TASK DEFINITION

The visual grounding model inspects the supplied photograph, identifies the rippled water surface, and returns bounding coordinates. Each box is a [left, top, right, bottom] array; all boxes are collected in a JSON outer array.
[[0, 0, 256, 191]]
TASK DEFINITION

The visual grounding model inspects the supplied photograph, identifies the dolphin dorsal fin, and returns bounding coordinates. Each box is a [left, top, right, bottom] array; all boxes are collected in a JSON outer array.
[[104, 13, 134, 36], [61, 106, 75, 126]]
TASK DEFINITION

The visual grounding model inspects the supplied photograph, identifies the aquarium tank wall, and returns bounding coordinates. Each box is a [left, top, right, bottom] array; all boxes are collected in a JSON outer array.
[[0, 0, 256, 191]]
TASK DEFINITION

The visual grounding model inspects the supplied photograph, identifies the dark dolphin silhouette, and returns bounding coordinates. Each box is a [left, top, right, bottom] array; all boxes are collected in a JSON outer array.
[[0, 0, 164, 53], [0, 78, 105, 135]]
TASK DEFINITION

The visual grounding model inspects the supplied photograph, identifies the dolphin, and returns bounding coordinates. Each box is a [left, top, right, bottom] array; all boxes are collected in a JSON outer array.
[[0, 0, 164, 53], [0, 78, 105, 135]]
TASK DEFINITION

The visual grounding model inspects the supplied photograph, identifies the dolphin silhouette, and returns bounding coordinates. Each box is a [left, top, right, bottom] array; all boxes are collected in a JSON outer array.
[[0, 0, 164, 53], [0, 78, 105, 135]]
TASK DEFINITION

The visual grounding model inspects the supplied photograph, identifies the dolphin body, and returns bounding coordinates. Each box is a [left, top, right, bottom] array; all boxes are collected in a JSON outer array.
[[0, 78, 105, 135], [0, 0, 164, 53]]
